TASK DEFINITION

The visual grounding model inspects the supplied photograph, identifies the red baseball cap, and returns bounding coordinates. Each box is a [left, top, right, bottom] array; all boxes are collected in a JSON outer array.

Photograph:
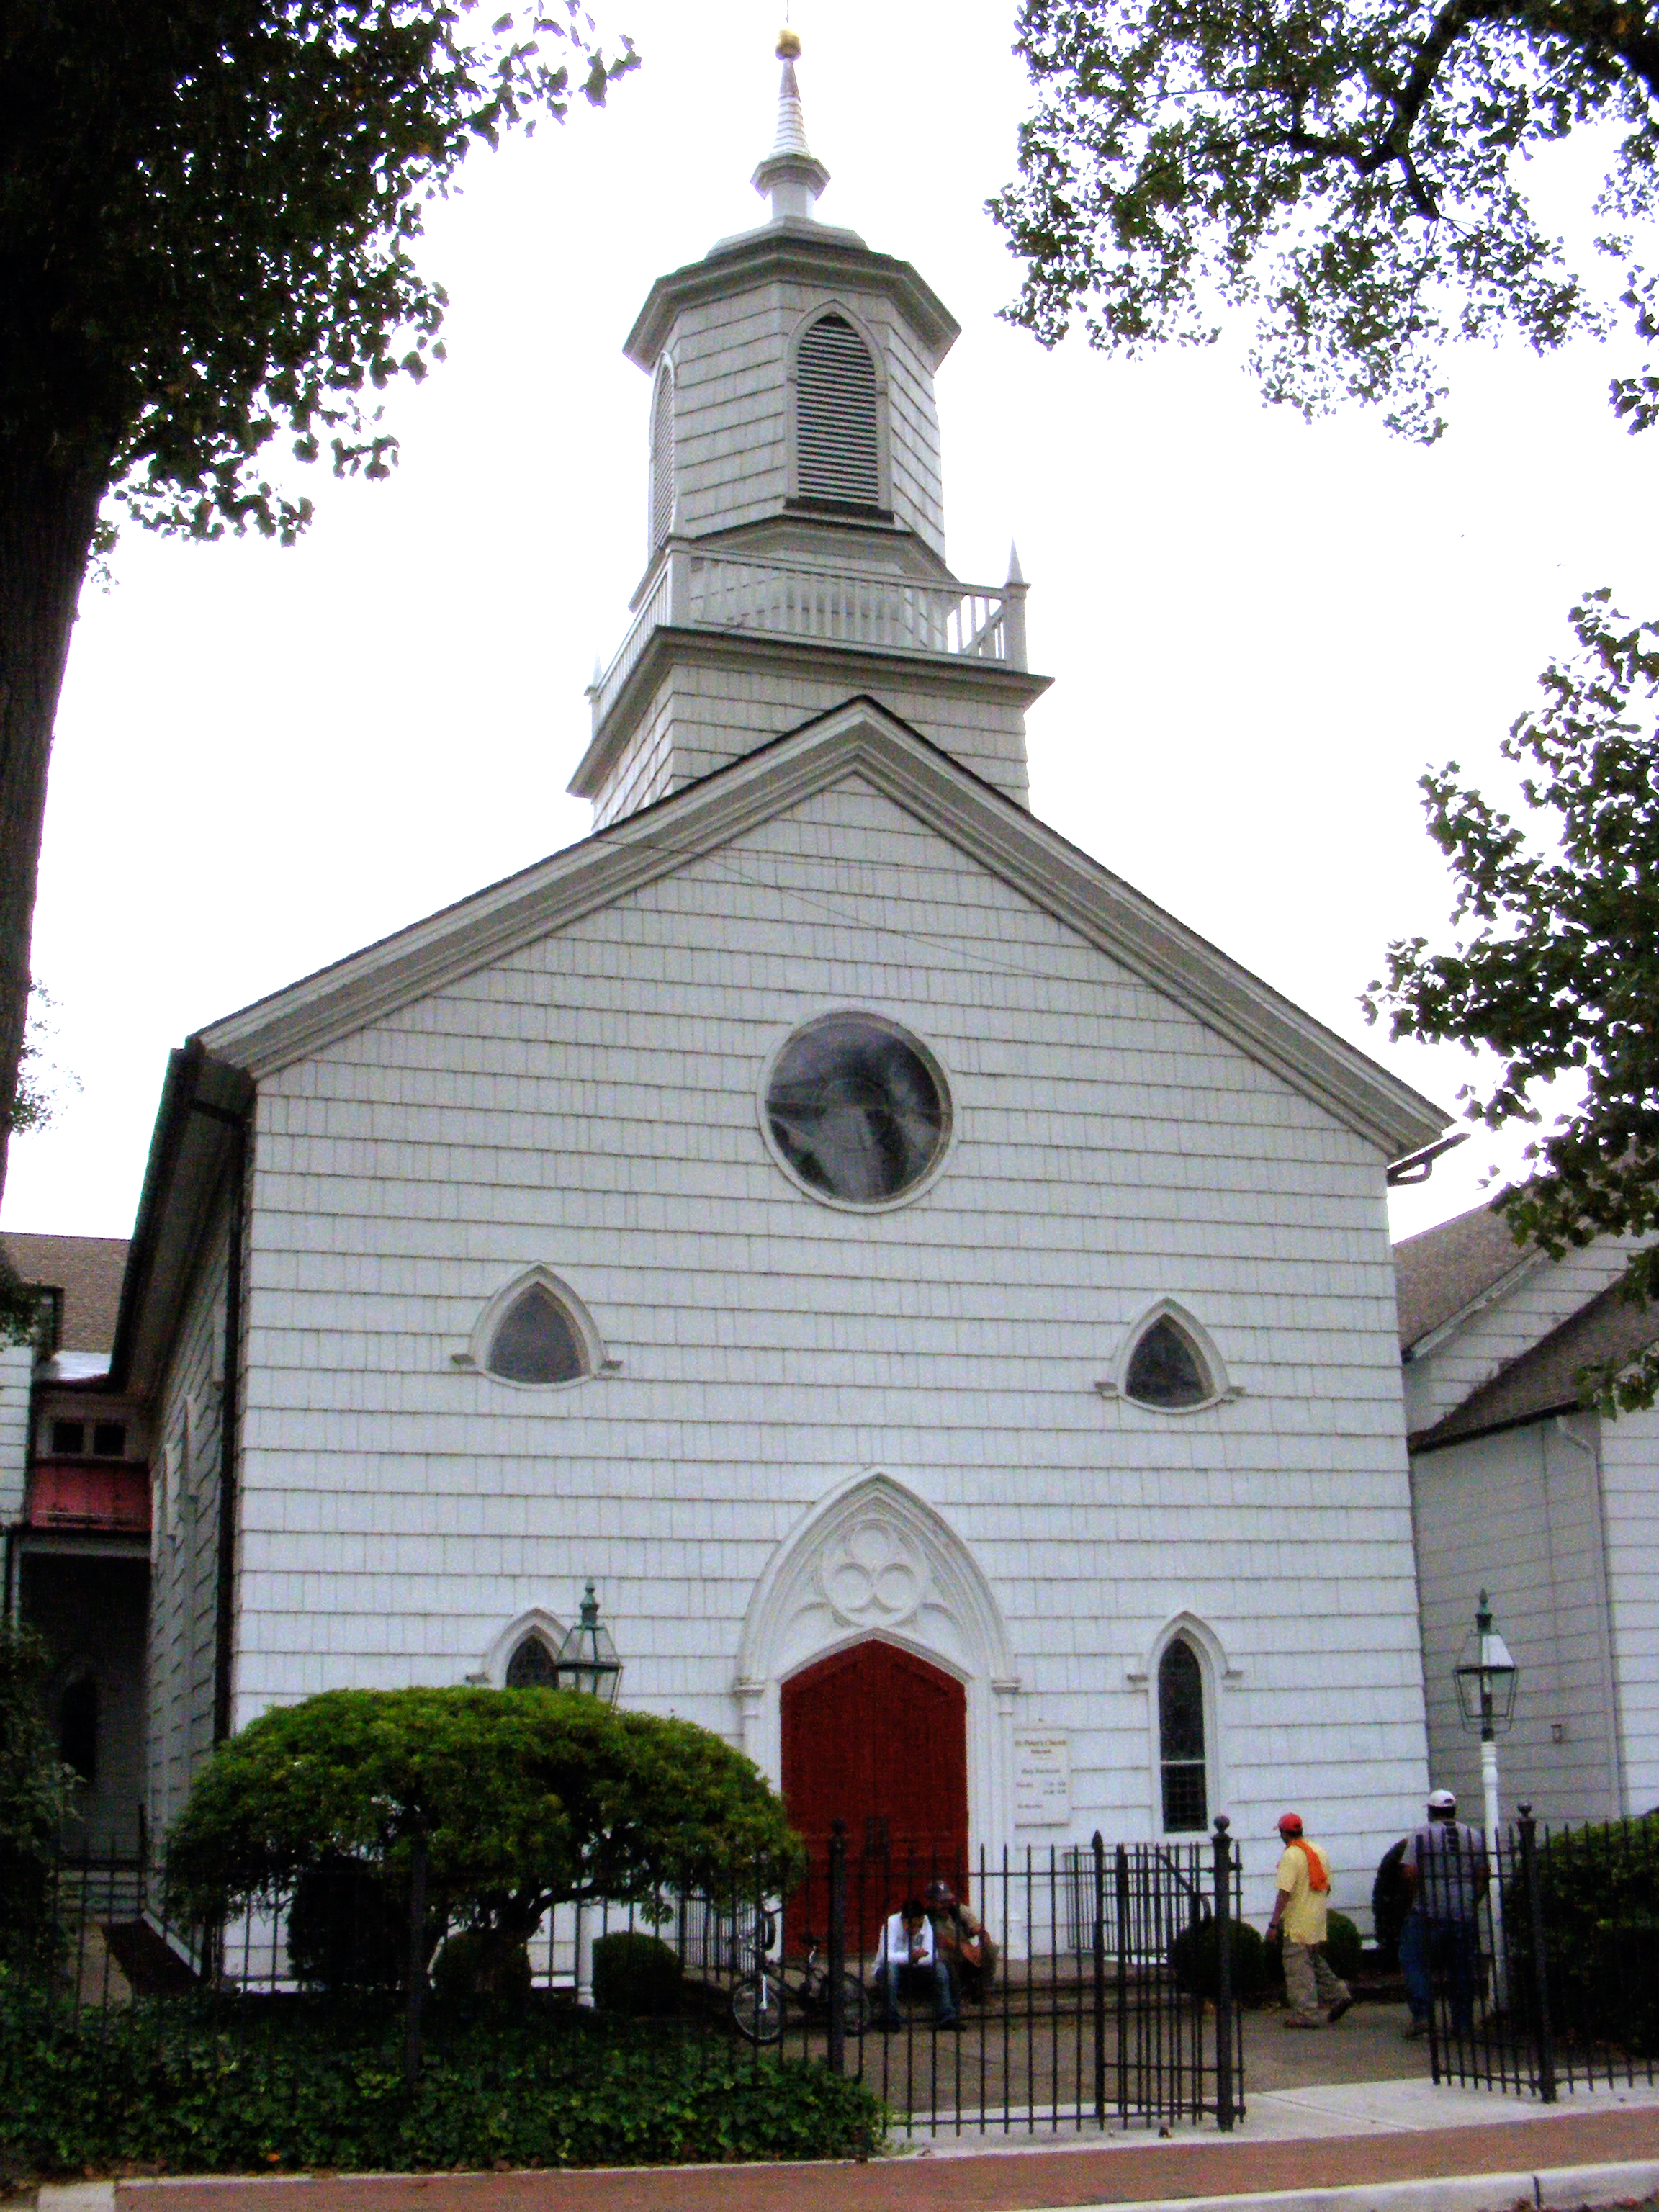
[[1277, 1812, 1304, 1835]]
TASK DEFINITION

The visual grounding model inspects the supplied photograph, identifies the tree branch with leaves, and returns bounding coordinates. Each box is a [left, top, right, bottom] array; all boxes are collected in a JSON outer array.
[[1366, 591, 1659, 1411], [0, 0, 634, 1208], [990, 0, 1659, 444]]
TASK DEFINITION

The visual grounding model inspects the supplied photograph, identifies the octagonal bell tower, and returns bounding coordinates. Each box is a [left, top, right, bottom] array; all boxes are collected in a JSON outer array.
[[571, 34, 1048, 825]]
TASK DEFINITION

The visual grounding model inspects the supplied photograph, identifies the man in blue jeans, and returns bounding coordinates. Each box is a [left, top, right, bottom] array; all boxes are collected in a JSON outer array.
[[873, 1897, 958, 2029], [1399, 1788, 1489, 2038]]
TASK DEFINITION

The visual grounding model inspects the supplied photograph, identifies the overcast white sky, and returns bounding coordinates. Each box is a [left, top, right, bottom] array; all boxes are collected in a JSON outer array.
[[5, 0, 1655, 1246]]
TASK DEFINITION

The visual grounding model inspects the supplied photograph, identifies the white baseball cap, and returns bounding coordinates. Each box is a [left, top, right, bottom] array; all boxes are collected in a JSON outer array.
[[1426, 1788, 1457, 1810]]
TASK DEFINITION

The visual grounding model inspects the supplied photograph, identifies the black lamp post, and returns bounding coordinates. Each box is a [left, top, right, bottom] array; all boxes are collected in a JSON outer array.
[[553, 1582, 623, 1706]]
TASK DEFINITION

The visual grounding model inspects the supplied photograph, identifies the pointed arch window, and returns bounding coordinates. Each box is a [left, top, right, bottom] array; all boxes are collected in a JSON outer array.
[[648, 360, 675, 554], [505, 1632, 559, 1689], [1158, 1637, 1208, 1832], [1125, 1316, 1213, 1410], [795, 313, 880, 508], [471, 1268, 603, 1389]]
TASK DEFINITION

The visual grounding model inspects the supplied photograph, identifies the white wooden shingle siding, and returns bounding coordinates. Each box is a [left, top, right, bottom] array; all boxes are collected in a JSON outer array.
[[1412, 1420, 1622, 1821], [0, 1341, 31, 1523], [146, 1195, 230, 1843], [1600, 1403, 1659, 1810], [590, 657, 1031, 830], [216, 772, 1428, 1917], [662, 277, 945, 554]]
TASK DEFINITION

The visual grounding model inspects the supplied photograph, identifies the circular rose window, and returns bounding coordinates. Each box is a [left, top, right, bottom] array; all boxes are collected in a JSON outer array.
[[763, 1013, 952, 1207]]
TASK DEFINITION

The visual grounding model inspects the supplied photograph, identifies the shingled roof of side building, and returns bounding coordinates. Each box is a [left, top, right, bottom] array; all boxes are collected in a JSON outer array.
[[1393, 1198, 1535, 1356], [0, 1231, 130, 1355]]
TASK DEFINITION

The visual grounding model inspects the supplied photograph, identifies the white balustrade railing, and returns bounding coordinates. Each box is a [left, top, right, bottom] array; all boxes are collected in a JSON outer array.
[[590, 547, 1025, 732]]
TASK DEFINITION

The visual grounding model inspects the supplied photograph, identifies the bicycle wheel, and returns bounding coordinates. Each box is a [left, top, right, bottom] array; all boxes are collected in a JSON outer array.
[[836, 1974, 871, 2036], [730, 1971, 786, 2043]]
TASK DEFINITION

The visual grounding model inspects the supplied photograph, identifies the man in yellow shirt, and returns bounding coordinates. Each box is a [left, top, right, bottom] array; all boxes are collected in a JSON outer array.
[[1266, 1812, 1354, 2028]]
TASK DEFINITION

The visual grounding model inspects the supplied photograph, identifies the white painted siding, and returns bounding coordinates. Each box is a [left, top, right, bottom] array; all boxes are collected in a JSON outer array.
[[589, 649, 1030, 830], [146, 1195, 230, 1843], [0, 1339, 30, 1527], [1411, 1418, 1622, 1822], [233, 770, 1427, 1923], [1600, 1401, 1659, 1811]]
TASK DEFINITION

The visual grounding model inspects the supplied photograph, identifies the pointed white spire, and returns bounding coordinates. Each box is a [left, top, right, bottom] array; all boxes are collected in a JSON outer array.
[[752, 29, 830, 223], [1006, 541, 1025, 586]]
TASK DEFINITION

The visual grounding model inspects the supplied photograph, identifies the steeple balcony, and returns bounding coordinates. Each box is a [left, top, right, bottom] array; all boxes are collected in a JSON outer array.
[[587, 539, 1029, 740]]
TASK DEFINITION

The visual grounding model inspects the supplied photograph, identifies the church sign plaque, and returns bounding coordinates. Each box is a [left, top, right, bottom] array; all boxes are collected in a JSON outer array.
[[1014, 1731, 1071, 1827]]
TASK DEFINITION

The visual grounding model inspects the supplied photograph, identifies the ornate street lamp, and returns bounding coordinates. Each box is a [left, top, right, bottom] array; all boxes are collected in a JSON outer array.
[[553, 1582, 622, 1706], [1453, 1589, 1519, 2002]]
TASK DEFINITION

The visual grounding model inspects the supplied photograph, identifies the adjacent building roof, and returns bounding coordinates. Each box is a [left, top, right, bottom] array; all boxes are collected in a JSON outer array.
[[1410, 1273, 1659, 1452], [0, 1231, 130, 1354], [1393, 1200, 1532, 1355]]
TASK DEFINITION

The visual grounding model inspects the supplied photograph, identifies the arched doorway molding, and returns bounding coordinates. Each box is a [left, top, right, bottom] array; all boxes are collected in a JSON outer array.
[[735, 1470, 1019, 1854]]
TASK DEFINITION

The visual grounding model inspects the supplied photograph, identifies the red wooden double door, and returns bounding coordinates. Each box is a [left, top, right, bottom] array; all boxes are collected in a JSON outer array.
[[780, 1638, 967, 1951]]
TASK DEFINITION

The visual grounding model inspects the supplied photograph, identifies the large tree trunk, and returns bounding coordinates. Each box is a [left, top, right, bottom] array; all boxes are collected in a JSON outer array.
[[0, 442, 107, 1213]]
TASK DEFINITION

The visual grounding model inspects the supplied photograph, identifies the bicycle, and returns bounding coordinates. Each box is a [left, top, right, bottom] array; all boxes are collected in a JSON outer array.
[[729, 1916, 871, 2044]]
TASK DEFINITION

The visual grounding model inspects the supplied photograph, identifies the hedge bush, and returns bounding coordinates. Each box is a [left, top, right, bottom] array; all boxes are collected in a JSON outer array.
[[1506, 1812, 1659, 2055], [0, 1627, 73, 1976], [1169, 1915, 1269, 2002], [0, 1986, 884, 2180], [592, 1932, 683, 2017]]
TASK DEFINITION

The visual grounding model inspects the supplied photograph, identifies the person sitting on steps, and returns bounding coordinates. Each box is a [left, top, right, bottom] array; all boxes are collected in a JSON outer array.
[[925, 1878, 998, 2005], [872, 1897, 958, 2030]]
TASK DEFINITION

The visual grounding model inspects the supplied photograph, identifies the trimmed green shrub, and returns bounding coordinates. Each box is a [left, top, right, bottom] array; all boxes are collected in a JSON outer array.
[[0, 1991, 881, 2178], [1505, 1812, 1659, 2055], [431, 1929, 534, 2011], [592, 1931, 682, 2017], [167, 1687, 803, 1962], [1169, 1914, 1269, 2002], [1323, 1911, 1363, 1983]]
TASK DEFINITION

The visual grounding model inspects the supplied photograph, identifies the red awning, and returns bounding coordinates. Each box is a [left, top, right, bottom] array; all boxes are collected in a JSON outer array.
[[27, 1459, 150, 1534]]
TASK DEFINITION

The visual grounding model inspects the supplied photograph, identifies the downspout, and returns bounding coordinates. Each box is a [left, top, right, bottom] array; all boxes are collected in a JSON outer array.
[[192, 1101, 248, 1745]]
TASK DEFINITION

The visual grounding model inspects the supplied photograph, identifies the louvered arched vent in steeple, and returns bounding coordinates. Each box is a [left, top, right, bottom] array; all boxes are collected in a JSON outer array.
[[648, 361, 675, 552], [795, 313, 881, 508]]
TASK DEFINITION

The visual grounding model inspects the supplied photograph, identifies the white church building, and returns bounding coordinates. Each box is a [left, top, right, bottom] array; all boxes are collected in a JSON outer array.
[[17, 44, 1460, 1917]]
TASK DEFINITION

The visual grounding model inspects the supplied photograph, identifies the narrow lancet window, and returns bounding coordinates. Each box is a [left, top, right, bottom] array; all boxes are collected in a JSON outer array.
[[1125, 1316, 1212, 1408], [1158, 1638, 1208, 1832], [796, 314, 880, 508], [487, 1284, 587, 1386], [649, 361, 675, 552]]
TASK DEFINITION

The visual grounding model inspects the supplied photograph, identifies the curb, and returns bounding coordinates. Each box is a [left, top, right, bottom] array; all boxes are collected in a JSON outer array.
[[30, 2156, 1659, 2212], [1043, 2159, 1659, 2212]]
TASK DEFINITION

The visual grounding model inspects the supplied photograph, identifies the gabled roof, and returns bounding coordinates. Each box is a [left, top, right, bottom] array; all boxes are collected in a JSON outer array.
[[1410, 1273, 1659, 1452], [1394, 1199, 1534, 1355], [190, 697, 1444, 1154], [0, 1231, 130, 1354]]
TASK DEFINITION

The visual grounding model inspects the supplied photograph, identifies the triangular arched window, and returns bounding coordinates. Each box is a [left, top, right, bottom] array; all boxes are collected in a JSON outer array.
[[796, 314, 880, 508], [486, 1284, 587, 1386], [1125, 1316, 1212, 1408]]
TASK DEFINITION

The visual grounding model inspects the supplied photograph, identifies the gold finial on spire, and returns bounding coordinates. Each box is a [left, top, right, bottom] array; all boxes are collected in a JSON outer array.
[[777, 27, 801, 58]]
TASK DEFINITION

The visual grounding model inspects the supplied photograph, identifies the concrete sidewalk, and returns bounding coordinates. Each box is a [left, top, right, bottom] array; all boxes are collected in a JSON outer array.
[[30, 2080, 1659, 2212]]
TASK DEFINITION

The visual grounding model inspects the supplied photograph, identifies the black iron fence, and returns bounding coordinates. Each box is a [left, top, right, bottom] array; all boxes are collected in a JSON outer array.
[[1410, 1804, 1658, 2100], [26, 1815, 1249, 2138]]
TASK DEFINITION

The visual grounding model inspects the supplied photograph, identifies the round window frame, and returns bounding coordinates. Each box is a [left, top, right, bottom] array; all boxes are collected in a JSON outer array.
[[756, 1010, 957, 1214]]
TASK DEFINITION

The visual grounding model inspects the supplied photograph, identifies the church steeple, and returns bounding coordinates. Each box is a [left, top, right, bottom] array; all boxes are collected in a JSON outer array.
[[752, 30, 830, 223], [571, 32, 1049, 824]]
